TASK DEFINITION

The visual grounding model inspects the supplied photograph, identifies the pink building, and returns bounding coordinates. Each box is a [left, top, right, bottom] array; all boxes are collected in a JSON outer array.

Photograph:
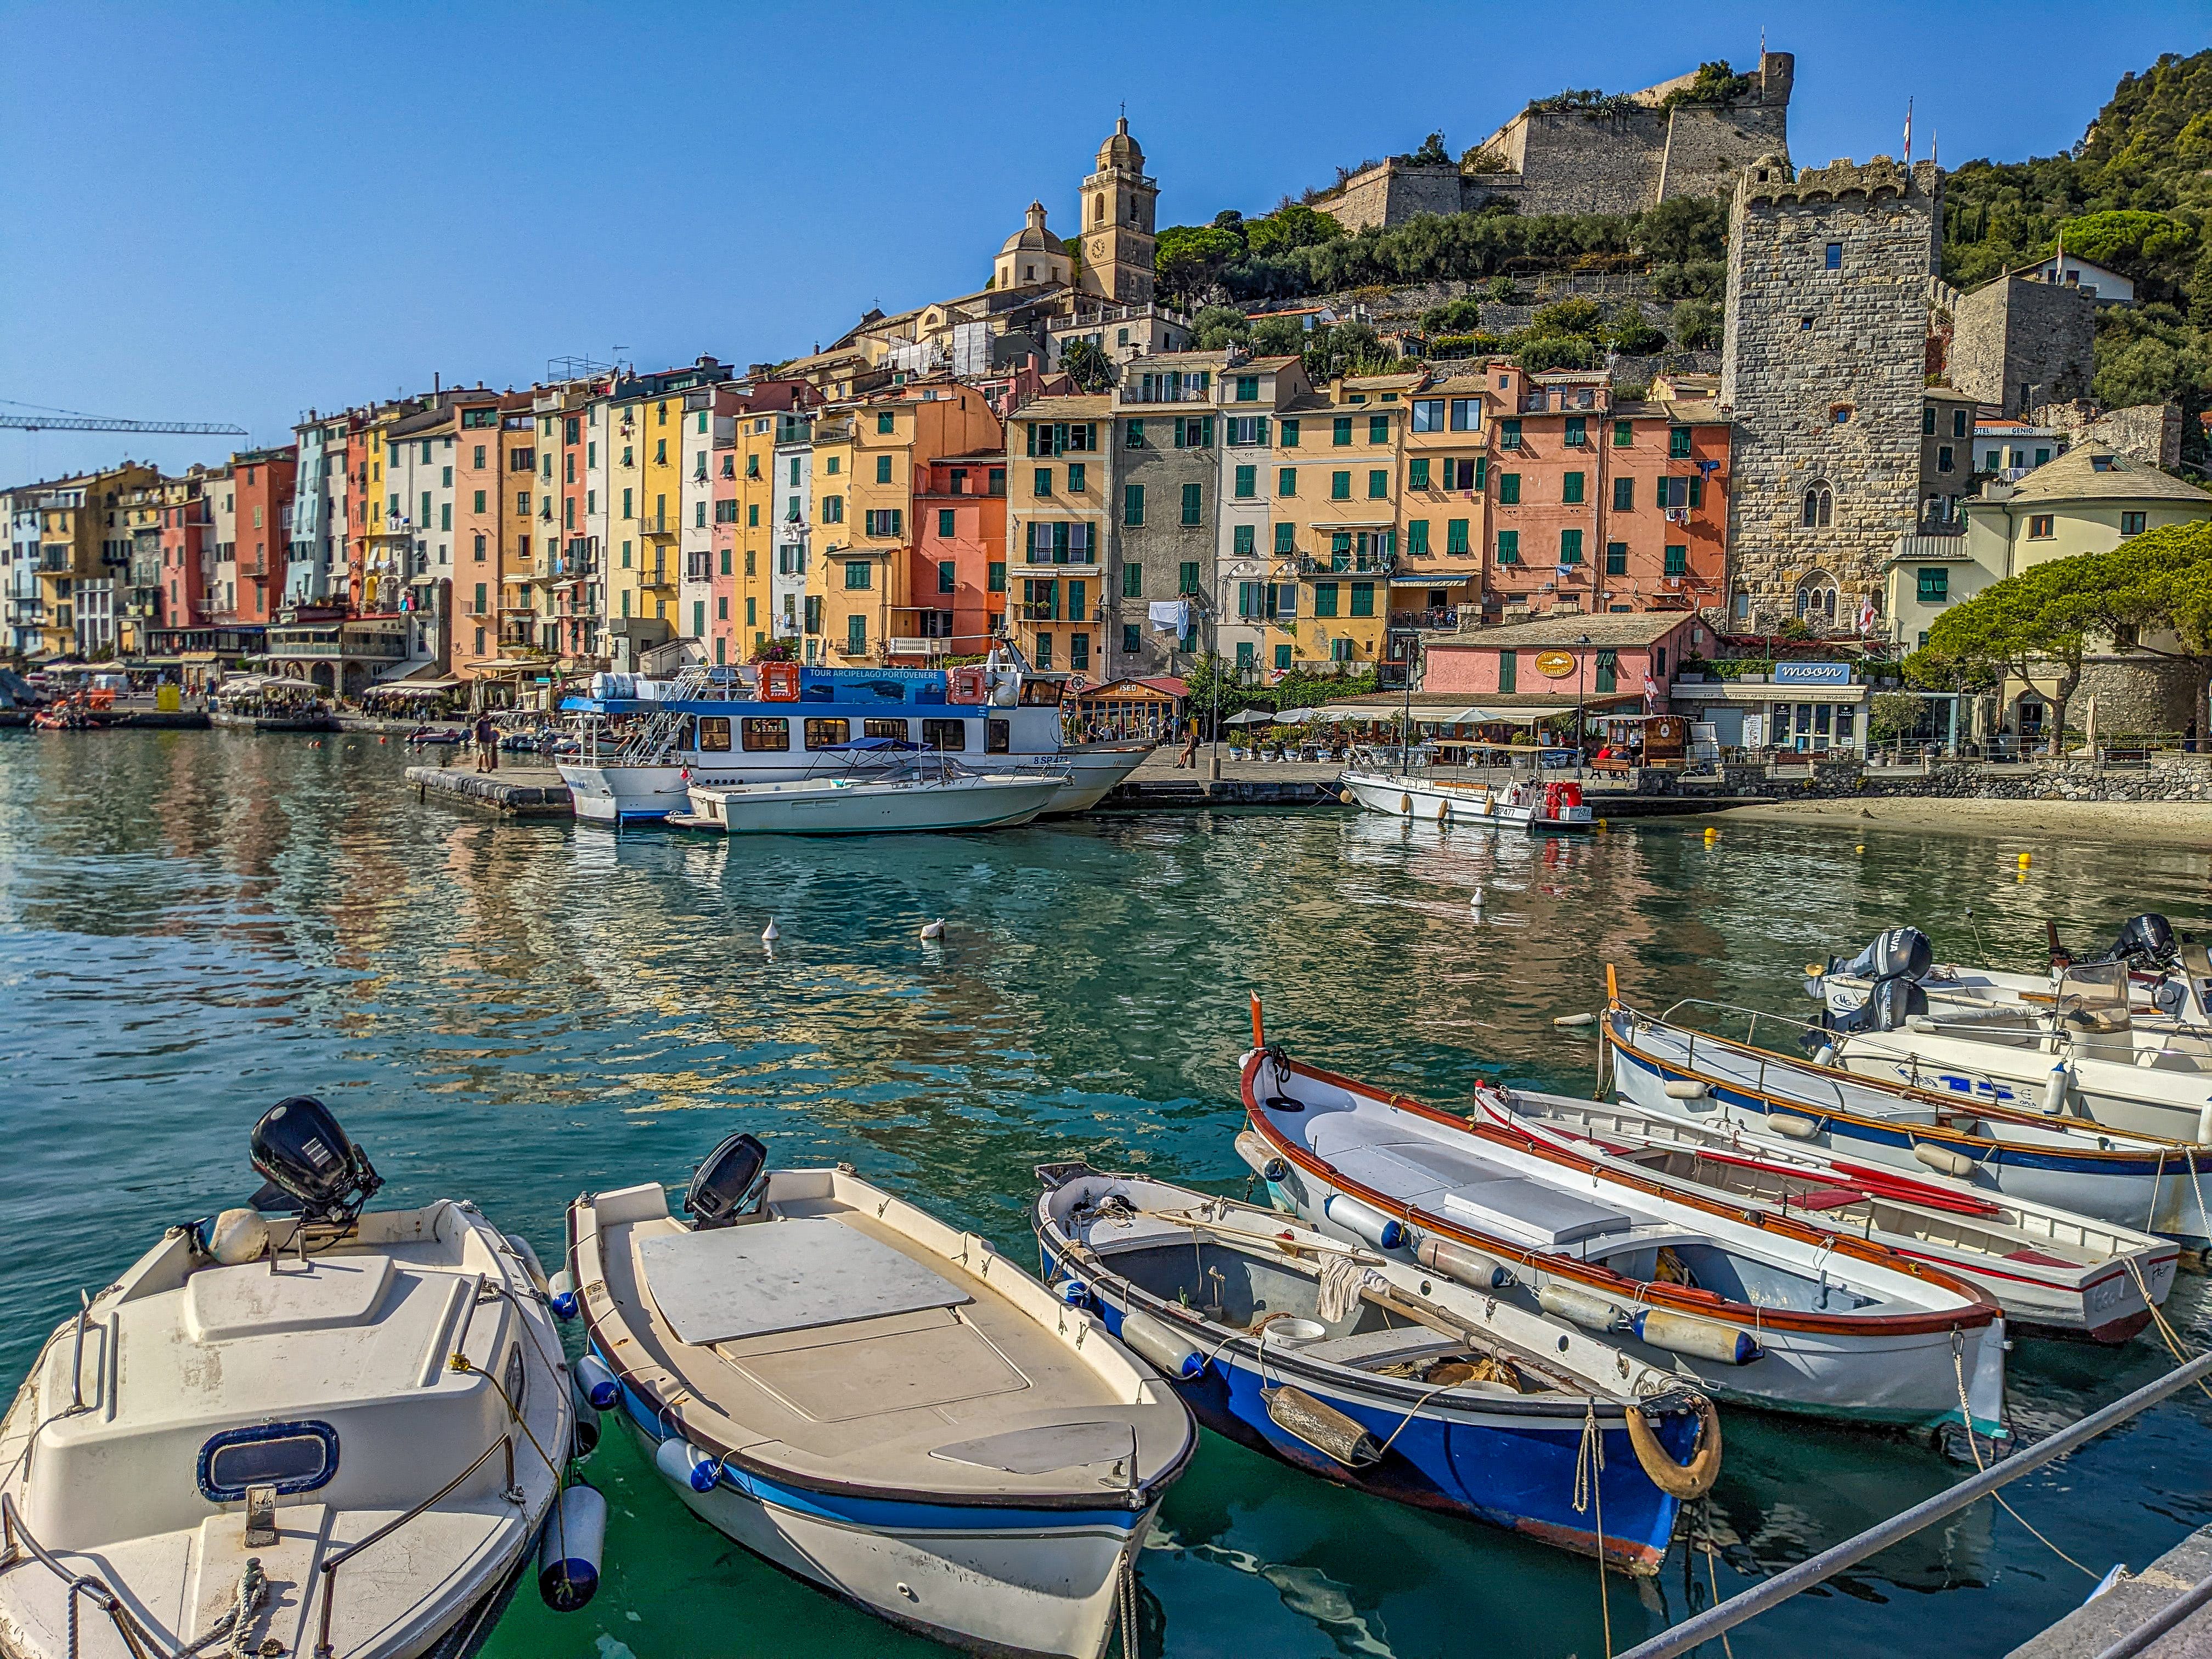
[[1421, 612, 1712, 709]]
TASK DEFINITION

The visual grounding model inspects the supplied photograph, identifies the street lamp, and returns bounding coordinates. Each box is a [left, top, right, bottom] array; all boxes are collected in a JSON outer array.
[[1573, 632, 1592, 773]]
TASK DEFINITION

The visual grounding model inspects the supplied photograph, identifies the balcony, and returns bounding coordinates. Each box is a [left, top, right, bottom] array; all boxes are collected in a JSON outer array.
[[640, 566, 676, 591], [1296, 554, 1395, 576], [1389, 606, 1462, 630], [635, 511, 678, 535]]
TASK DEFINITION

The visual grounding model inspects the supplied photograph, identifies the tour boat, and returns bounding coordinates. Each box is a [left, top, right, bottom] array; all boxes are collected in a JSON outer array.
[[1033, 1164, 1719, 1575], [1474, 1085, 2179, 1343], [667, 751, 1070, 836], [0, 1098, 590, 1659], [1603, 974, 2212, 1241], [564, 1134, 1194, 1659], [1338, 767, 1594, 830], [555, 653, 1149, 823], [1235, 1011, 2010, 1439]]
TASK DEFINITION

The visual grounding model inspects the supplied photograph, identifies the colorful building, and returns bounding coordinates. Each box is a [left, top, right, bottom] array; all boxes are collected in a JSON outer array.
[[1289, 373, 1415, 673], [913, 449, 1008, 659], [1005, 391, 1111, 676]]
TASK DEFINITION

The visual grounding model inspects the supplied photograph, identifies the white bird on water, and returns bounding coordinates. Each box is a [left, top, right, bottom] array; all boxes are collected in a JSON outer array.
[[919, 919, 946, 942], [761, 918, 780, 943]]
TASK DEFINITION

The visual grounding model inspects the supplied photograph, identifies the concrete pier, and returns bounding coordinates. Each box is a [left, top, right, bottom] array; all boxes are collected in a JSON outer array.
[[404, 763, 573, 815], [2007, 1525, 2212, 1657]]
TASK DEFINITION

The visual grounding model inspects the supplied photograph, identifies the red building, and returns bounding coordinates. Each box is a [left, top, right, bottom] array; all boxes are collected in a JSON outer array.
[[230, 447, 297, 626], [910, 450, 1007, 662]]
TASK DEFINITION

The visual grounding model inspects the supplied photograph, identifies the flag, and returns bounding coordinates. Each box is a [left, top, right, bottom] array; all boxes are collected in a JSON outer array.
[[1858, 596, 1877, 634], [1902, 98, 1914, 168], [1643, 673, 1660, 712]]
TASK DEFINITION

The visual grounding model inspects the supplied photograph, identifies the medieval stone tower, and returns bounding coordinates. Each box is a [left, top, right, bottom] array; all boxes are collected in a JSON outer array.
[[1079, 117, 1158, 306], [1721, 154, 1944, 628]]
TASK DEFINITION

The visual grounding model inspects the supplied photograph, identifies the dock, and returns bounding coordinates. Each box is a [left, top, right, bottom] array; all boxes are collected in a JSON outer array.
[[2007, 1525, 2212, 1658], [404, 763, 573, 816]]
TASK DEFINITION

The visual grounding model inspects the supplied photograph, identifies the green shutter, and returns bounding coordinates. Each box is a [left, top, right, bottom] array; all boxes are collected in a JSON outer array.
[[1407, 520, 1430, 554]]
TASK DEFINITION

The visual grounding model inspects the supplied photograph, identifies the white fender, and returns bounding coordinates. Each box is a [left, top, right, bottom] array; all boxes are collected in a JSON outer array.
[[1322, 1193, 1406, 1251], [1634, 1307, 1759, 1365], [537, 1485, 606, 1611], [573, 1353, 620, 1411], [1233, 1128, 1289, 1183], [1766, 1112, 1821, 1139], [1415, 1235, 1514, 1289], [1538, 1282, 1631, 1333], [1120, 1308, 1207, 1381], [2041, 1057, 2072, 1115], [1913, 1142, 1978, 1179], [655, 1436, 721, 1493]]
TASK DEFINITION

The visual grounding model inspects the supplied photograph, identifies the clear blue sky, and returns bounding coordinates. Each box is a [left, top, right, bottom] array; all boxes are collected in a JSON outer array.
[[1, 1, 2200, 481]]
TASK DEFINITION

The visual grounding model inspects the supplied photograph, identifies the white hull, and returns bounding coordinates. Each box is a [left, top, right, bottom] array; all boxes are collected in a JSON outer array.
[[677, 773, 1068, 836], [562, 744, 1148, 825], [1339, 770, 1593, 831], [627, 1414, 1149, 1659], [1830, 1028, 2212, 1146]]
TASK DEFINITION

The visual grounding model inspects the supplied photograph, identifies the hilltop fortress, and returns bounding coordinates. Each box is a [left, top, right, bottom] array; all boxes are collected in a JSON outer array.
[[1316, 51, 1795, 231]]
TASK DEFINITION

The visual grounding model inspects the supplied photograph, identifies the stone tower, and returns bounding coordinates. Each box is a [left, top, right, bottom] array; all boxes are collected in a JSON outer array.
[[1720, 154, 1943, 629], [1079, 117, 1158, 306]]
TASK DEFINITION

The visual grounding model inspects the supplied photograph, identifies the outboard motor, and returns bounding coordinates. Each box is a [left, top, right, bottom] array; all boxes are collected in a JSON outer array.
[[2099, 914, 2179, 975], [682, 1132, 769, 1230], [249, 1096, 383, 1226], [1860, 974, 1929, 1032], [1814, 928, 1932, 1033]]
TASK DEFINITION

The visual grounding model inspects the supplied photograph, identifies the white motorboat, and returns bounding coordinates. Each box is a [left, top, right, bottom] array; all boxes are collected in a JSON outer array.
[[1603, 975, 2212, 1241], [668, 754, 1070, 836], [556, 653, 1149, 823], [0, 1098, 588, 1659], [1034, 1164, 1719, 1576], [1475, 1085, 2179, 1344], [565, 1133, 1195, 1659], [1235, 1010, 2010, 1440], [1338, 768, 1594, 830]]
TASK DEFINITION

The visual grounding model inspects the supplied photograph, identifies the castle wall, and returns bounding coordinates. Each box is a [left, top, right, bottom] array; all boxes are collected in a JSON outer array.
[[1656, 101, 1791, 202], [1506, 110, 1671, 216], [1950, 274, 2095, 415], [1721, 158, 1943, 625]]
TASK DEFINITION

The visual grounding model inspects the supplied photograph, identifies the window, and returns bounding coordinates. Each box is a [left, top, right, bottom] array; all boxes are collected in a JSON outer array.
[[1440, 458, 1479, 490], [1559, 529, 1583, 565], [936, 559, 956, 594], [1605, 541, 1628, 576], [875, 454, 893, 483], [1408, 458, 1431, 490], [1916, 566, 1949, 603], [921, 719, 968, 751], [1181, 483, 1203, 525], [1236, 640, 1256, 672], [473, 532, 486, 561], [1069, 631, 1090, 670], [864, 718, 906, 741], [1801, 483, 1833, 528], [1595, 650, 1617, 694], [1274, 644, 1293, 670], [1333, 416, 1352, 445], [1449, 399, 1480, 432], [2035, 448, 2052, 467], [1444, 518, 1470, 556], [1412, 399, 1444, 432], [864, 509, 903, 537], [1922, 407, 1937, 436], [804, 718, 851, 749], [1226, 416, 1268, 447], [1613, 420, 1634, 448], [1173, 415, 1213, 448], [1330, 471, 1351, 500], [846, 614, 866, 654], [198, 1424, 337, 1502], [1496, 530, 1520, 565], [1562, 471, 1585, 505], [1125, 419, 1146, 449], [1312, 582, 1339, 617], [1350, 581, 1374, 617], [877, 412, 895, 433], [1669, 427, 1692, 459], [1565, 416, 1586, 448], [1122, 562, 1143, 598], [1035, 467, 1054, 498], [1274, 522, 1296, 555], [1952, 409, 1969, 438], [1233, 523, 1255, 555], [825, 456, 840, 474], [2121, 511, 2147, 537], [1123, 623, 1141, 653], [1178, 561, 1200, 596], [1369, 416, 1389, 444], [1826, 242, 1843, 270], [823, 495, 844, 523], [1124, 484, 1145, 526], [1498, 650, 1517, 692], [1068, 462, 1086, 493], [1235, 465, 1257, 499], [1235, 374, 1260, 402], [1938, 445, 1954, 473], [844, 560, 872, 589], [1497, 473, 1520, 505], [1406, 520, 1430, 555], [1280, 419, 1301, 447], [2027, 512, 2055, 539], [988, 561, 1006, 592], [804, 595, 822, 633], [1500, 419, 1522, 450], [742, 716, 789, 751]]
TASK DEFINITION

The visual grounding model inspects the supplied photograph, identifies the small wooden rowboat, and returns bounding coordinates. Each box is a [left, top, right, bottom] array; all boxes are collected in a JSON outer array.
[[566, 1134, 1194, 1659], [1472, 1084, 2179, 1344], [1034, 1164, 1718, 1575], [1237, 1003, 2010, 1439]]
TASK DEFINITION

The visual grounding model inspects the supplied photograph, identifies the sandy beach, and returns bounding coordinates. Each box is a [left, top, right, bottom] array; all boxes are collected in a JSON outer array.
[[1713, 795, 2212, 848]]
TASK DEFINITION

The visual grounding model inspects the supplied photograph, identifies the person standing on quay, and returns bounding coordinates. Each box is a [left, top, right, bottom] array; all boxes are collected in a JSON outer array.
[[475, 711, 499, 774]]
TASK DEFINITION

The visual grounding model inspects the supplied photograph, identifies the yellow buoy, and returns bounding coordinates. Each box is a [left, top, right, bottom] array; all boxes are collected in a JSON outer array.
[[1338, 789, 1355, 805], [2017, 852, 2032, 868], [1855, 844, 1865, 854], [1703, 827, 1719, 842]]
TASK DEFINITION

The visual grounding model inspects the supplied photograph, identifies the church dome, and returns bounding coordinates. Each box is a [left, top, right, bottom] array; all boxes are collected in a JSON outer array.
[[1095, 116, 1144, 172], [1000, 201, 1066, 256]]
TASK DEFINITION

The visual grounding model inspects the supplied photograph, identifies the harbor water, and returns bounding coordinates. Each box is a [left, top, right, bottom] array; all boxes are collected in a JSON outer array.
[[2, 728, 2206, 1659]]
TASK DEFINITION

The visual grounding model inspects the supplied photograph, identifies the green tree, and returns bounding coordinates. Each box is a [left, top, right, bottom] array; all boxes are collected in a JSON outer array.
[[1669, 299, 1722, 350], [1527, 297, 1606, 338], [1639, 195, 1729, 264], [1420, 296, 1487, 334], [2053, 522, 2212, 725], [1402, 131, 1451, 166], [1154, 224, 1244, 301], [1609, 315, 1668, 354], [1511, 332, 1598, 372], [1059, 337, 1115, 394], [1249, 314, 1307, 357], [1245, 204, 1342, 257], [1921, 560, 2094, 753], [1188, 304, 1250, 351]]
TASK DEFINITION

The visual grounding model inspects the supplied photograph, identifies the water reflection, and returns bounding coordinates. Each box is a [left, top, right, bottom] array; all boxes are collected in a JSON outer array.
[[2, 732, 2209, 1659]]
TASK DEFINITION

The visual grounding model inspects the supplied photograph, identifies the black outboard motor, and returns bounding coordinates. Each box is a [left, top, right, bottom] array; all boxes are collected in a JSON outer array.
[[683, 1132, 769, 1229], [1815, 927, 1933, 1035], [2097, 914, 2178, 974], [249, 1096, 383, 1226], [1834, 927, 1933, 985], [1861, 974, 1930, 1032]]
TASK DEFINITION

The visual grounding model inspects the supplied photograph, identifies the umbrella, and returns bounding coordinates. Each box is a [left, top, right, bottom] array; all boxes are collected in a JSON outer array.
[[1224, 708, 1278, 727], [2081, 693, 2098, 758], [1274, 707, 1318, 724]]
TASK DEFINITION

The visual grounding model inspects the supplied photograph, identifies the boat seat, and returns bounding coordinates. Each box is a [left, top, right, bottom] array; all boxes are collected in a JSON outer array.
[[1295, 1327, 1458, 1370], [637, 1219, 971, 1346], [1309, 1126, 1637, 1249]]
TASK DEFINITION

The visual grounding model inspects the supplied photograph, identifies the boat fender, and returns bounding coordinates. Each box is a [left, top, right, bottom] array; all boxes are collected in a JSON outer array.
[[1626, 1395, 1723, 1499], [1537, 1282, 1632, 1334], [504, 1233, 551, 1295], [566, 1375, 602, 1457], [1399, 793, 1412, 814], [204, 1207, 270, 1267], [1119, 1308, 1208, 1381], [1233, 1128, 1289, 1183], [1662, 1080, 1709, 1101], [537, 1484, 607, 1611], [573, 1354, 621, 1412], [1057, 1278, 1092, 1309], [1633, 1308, 1759, 1366], [1912, 1142, 1978, 1180], [1766, 1113, 1821, 1140], [655, 1437, 722, 1494], [1811, 1043, 1838, 1068], [2041, 1058, 2072, 1115], [1261, 1385, 1383, 1468], [1415, 1235, 1514, 1290], [1323, 1193, 1407, 1251], [547, 1269, 579, 1321]]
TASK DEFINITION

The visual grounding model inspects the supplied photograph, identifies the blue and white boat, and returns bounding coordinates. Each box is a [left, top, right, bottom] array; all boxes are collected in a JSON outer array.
[[555, 652, 1150, 823], [564, 1134, 1194, 1659], [1032, 1164, 1720, 1576]]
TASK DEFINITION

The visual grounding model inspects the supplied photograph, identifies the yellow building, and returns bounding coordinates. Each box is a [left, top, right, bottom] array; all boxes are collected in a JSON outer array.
[[1002, 392, 1111, 676], [1394, 371, 1492, 637], [1282, 374, 1415, 670], [30, 462, 159, 658], [636, 390, 683, 630], [808, 411, 857, 664], [734, 410, 780, 658]]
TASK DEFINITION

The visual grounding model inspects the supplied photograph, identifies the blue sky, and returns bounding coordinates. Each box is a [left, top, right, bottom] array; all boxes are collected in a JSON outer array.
[[1, 1, 2200, 481]]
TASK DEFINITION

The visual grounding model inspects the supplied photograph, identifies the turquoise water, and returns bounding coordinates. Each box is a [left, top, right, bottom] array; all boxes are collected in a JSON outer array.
[[2, 728, 2207, 1659]]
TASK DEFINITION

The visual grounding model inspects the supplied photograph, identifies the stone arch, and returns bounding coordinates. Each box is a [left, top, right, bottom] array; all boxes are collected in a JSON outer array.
[[1801, 479, 1833, 528], [1795, 570, 1838, 625], [309, 662, 334, 692]]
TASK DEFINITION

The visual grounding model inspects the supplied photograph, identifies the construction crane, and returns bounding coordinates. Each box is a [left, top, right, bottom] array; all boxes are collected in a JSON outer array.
[[0, 400, 246, 436]]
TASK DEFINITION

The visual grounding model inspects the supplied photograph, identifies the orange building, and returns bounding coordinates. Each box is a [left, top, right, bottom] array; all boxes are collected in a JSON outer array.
[[912, 450, 1008, 659], [228, 447, 296, 628]]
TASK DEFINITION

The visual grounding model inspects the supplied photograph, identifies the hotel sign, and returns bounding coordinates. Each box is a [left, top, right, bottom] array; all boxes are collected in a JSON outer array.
[[1773, 662, 1851, 686], [1534, 650, 1577, 679]]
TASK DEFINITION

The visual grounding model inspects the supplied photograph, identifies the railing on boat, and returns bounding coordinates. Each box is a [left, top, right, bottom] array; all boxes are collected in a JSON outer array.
[[0, 1492, 170, 1659]]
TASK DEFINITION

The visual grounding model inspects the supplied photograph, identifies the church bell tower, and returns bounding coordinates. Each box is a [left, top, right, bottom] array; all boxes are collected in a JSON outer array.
[[1078, 116, 1157, 306]]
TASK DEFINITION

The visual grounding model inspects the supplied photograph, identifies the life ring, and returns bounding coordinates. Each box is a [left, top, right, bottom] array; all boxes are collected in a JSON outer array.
[[758, 662, 800, 702], [1626, 1392, 1722, 1499], [946, 664, 987, 705]]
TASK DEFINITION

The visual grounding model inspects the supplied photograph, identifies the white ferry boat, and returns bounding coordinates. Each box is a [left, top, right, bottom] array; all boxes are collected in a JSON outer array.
[[556, 653, 1150, 825]]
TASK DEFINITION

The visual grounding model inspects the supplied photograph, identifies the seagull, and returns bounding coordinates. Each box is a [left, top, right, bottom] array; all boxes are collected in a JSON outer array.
[[761, 919, 780, 943], [920, 919, 946, 941]]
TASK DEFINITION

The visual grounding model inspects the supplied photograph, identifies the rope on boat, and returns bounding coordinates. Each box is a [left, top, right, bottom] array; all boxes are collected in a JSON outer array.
[[2125, 1255, 2212, 1404], [1118, 1544, 1142, 1659], [1573, 1400, 1613, 1657], [1949, 1338, 2096, 1578]]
